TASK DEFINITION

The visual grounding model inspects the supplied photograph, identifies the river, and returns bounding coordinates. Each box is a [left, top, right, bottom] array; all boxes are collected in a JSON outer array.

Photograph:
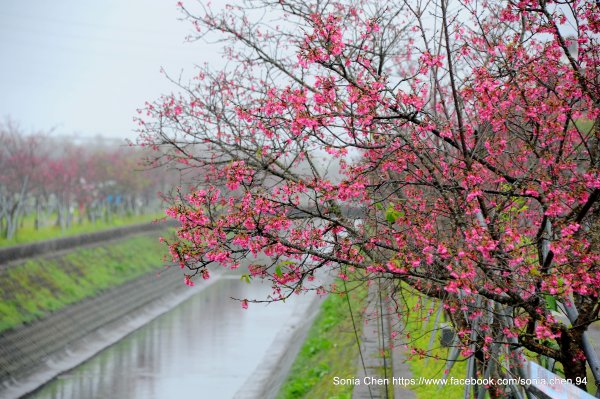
[[24, 275, 314, 399]]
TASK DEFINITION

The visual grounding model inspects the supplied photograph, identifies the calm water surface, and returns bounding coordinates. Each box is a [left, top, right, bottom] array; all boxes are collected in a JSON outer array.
[[27, 276, 309, 399]]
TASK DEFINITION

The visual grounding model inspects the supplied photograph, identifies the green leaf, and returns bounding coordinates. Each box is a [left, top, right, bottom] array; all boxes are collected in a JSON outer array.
[[545, 294, 557, 311], [278, 260, 295, 266], [518, 205, 528, 213], [275, 265, 283, 278], [385, 204, 404, 224], [240, 274, 251, 284]]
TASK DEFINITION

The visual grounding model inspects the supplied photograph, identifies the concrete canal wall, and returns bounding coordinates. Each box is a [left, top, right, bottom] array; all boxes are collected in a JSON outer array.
[[0, 267, 183, 384], [0, 221, 190, 399], [0, 220, 175, 267], [0, 265, 194, 399], [0, 222, 332, 399], [234, 293, 325, 399]]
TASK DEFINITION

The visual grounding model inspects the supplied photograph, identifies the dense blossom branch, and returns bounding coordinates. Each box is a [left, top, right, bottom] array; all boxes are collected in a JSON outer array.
[[139, 0, 600, 393]]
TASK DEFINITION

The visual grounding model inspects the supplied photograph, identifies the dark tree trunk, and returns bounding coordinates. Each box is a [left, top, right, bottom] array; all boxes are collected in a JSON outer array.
[[560, 329, 588, 391]]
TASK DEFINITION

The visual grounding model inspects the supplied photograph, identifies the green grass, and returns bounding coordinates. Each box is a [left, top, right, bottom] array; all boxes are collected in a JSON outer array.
[[0, 212, 165, 247], [0, 233, 169, 332], [276, 283, 368, 399], [276, 281, 467, 399], [401, 293, 468, 398]]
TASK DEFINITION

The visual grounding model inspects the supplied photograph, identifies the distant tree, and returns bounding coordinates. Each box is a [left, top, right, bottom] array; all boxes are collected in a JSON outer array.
[[149, 0, 596, 394], [0, 120, 45, 239], [0, 124, 171, 239], [44, 144, 83, 231]]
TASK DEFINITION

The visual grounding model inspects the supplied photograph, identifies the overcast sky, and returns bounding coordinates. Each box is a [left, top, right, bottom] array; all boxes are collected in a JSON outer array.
[[0, 1, 222, 141]]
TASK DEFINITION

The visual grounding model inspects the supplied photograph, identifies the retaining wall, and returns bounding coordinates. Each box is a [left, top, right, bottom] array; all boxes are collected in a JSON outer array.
[[0, 220, 176, 267], [0, 220, 183, 397], [0, 266, 186, 397]]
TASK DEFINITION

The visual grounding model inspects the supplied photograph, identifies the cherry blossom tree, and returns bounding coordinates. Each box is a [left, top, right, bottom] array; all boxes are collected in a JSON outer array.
[[139, 0, 600, 395], [0, 128, 170, 238], [0, 120, 45, 239]]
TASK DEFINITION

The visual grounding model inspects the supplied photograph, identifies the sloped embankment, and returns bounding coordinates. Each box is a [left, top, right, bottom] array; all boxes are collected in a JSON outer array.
[[0, 227, 186, 396], [0, 233, 170, 333]]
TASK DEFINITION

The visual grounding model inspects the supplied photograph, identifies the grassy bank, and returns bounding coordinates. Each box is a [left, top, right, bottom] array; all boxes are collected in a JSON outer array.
[[0, 212, 165, 247], [0, 232, 170, 333], [276, 282, 368, 399], [402, 295, 468, 398], [276, 280, 470, 399]]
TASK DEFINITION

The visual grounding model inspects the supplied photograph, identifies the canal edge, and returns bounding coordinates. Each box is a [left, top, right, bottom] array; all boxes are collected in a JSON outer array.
[[0, 270, 223, 399], [233, 291, 326, 399]]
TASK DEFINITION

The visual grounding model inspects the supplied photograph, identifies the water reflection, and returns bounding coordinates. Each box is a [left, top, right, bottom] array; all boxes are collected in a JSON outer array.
[[27, 277, 309, 399]]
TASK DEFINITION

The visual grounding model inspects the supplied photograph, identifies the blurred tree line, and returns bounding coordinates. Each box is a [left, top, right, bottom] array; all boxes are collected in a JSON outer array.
[[0, 119, 175, 240]]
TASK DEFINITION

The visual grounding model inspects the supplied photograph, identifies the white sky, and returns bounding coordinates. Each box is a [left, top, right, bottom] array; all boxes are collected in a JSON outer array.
[[0, 0, 223, 141]]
